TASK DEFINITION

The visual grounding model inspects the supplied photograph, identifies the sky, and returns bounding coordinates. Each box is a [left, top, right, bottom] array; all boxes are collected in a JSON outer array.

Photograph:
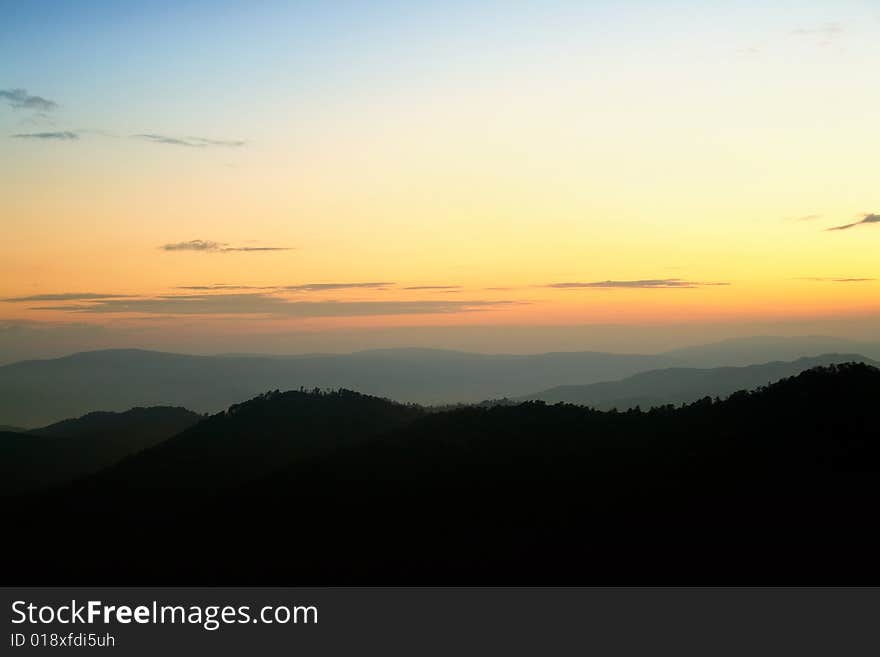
[[2, 0, 879, 360]]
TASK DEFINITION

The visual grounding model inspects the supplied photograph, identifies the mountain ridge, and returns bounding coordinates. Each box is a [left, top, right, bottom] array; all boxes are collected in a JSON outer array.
[[0, 405, 201, 496], [521, 353, 880, 408]]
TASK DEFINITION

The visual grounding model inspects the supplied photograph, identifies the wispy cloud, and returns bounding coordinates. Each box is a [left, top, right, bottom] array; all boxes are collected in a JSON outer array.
[[161, 240, 229, 252], [132, 134, 244, 148], [826, 214, 880, 232], [790, 23, 844, 42], [31, 293, 516, 317], [0, 88, 58, 112], [9, 129, 247, 149], [176, 284, 275, 291], [789, 23, 846, 49], [790, 214, 822, 222], [160, 240, 291, 253], [546, 279, 730, 289], [402, 285, 462, 290], [221, 246, 289, 252], [3, 292, 132, 302], [282, 282, 395, 292], [178, 283, 465, 292], [799, 277, 875, 283], [10, 131, 78, 140]]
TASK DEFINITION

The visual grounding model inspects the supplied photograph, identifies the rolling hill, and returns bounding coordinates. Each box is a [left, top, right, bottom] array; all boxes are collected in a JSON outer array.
[[0, 406, 201, 495], [521, 354, 880, 408], [91, 388, 425, 495]]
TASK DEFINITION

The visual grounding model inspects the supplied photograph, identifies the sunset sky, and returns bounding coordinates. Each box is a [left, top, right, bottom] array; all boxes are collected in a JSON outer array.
[[2, 0, 878, 360]]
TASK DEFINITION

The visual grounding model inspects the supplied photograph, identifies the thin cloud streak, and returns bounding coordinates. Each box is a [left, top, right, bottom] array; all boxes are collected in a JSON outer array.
[[11, 131, 78, 140], [3, 293, 133, 302], [132, 134, 244, 148], [282, 282, 395, 292], [790, 23, 843, 39], [224, 247, 290, 252], [9, 129, 246, 148], [799, 277, 875, 283], [162, 241, 229, 251], [161, 240, 291, 253], [403, 286, 462, 290], [32, 293, 517, 318], [826, 214, 880, 231], [546, 279, 730, 289], [176, 285, 275, 291]]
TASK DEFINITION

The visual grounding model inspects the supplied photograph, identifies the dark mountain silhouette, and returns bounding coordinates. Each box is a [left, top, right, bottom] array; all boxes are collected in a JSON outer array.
[[4, 363, 880, 584], [28, 406, 201, 440], [0, 406, 200, 496], [522, 354, 879, 408], [0, 348, 669, 427], [92, 389, 424, 494]]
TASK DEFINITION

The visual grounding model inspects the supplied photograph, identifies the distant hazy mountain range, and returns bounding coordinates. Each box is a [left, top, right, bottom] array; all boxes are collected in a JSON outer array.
[[1, 335, 878, 427], [0, 348, 667, 427], [663, 335, 880, 367], [521, 354, 880, 408]]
